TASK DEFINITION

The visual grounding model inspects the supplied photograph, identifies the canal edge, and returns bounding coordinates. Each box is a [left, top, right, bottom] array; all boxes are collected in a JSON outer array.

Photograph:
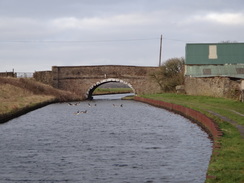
[[0, 99, 57, 124], [134, 96, 222, 181]]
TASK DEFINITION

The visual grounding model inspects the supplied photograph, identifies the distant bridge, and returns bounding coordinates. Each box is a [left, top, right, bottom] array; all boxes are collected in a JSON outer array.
[[34, 65, 161, 100]]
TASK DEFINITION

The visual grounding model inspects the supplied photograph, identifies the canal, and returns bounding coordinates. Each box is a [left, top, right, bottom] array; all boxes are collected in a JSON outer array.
[[0, 94, 212, 183]]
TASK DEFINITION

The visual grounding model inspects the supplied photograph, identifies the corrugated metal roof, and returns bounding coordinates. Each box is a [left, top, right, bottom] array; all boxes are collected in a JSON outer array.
[[186, 43, 244, 65], [185, 64, 244, 79]]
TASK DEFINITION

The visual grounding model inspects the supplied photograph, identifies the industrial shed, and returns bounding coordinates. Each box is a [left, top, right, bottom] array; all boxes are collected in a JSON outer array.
[[185, 43, 244, 79], [184, 43, 244, 101]]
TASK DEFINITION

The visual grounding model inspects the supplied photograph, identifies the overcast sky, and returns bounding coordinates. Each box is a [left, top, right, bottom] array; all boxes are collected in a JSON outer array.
[[0, 0, 244, 72]]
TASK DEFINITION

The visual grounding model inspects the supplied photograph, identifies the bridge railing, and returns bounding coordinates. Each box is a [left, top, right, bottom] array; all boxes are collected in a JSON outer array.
[[0, 71, 34, 78], [16, 72, 33, 78]]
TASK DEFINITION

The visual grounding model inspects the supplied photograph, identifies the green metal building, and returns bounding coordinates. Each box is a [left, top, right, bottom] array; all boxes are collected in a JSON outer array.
[[185, 43, 244, 79]]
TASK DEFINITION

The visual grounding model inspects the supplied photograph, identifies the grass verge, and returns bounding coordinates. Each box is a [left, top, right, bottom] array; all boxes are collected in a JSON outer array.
[[139, 93, 244, 183], [0, 77, 82, 123], [93, 88, 133, 95]]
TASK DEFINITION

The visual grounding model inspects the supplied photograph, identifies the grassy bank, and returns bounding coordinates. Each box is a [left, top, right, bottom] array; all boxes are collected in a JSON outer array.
[[0, 77, 82, 123], [93, 88, 133, 95], [140, 93, 244, 183]]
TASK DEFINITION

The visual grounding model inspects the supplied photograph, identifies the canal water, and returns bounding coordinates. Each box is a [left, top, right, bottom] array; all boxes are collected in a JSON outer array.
[[0, 94, 212, 183]]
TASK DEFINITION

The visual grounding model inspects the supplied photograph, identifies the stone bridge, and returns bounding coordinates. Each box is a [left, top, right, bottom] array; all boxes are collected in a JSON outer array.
[[34, 65, 161, 100]]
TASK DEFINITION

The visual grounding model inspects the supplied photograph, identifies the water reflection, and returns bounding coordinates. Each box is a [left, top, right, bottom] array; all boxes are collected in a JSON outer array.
[[93, 93, 133, 100]]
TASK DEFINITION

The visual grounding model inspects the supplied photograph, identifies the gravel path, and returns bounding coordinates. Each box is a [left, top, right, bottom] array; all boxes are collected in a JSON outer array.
[[208, 110, 244, 139]]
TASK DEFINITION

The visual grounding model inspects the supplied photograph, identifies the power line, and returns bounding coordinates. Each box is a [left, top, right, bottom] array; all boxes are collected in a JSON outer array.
[[0, 36, 191, 44], [0, 37, 159, 43], [163, 37, 190, 42]]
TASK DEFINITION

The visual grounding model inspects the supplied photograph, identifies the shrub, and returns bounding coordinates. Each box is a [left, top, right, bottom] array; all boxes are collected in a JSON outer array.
[[151, 57, 185, 92]]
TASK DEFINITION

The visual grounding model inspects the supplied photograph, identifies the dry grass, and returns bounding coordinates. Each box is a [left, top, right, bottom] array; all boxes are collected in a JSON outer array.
[[0, 77, 82, 115], [0, 77, 82, 100], [0, 84, 53, 114]]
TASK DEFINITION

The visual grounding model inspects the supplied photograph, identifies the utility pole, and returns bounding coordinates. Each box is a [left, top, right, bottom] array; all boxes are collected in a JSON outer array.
[[159, 34, 163, 66]]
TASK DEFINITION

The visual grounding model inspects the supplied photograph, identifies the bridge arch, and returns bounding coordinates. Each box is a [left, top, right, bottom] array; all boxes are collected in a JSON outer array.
[[86, 78, 136, 100], [34, 65, 161, 99]]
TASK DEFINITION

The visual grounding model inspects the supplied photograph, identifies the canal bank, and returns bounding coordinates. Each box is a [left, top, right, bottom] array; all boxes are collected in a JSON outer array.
[[0, 77, 82, 124], [0, 99, 56, 124], [136, 94, 244, 183], [134, 96, 222, 140], [134, 96, 221, 181]]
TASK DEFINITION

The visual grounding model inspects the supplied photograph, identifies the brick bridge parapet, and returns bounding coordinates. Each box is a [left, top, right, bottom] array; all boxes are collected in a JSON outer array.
[[34, 65, 161, 99]]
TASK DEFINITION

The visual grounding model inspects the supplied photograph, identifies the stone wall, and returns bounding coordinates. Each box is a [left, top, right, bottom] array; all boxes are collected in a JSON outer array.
[[33, 71, 53, 85], [0, 72, 16, 78], [52, 65, 156, 79], [34, 65, 161, 99], [185, 76, 242, 100]]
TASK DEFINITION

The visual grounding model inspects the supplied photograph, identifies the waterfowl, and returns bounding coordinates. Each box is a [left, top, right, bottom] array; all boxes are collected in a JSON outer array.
[[80, 110, 87, 114], [74, 110, 80, 115]]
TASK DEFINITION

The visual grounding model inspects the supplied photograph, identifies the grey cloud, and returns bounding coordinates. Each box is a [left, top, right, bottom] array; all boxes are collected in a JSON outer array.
[[0, 0, 243, 72]]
